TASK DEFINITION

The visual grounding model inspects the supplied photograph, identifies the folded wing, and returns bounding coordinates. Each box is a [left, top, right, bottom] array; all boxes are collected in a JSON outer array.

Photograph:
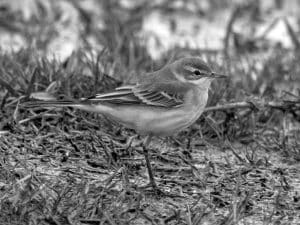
[[84, 85, 183, 108]]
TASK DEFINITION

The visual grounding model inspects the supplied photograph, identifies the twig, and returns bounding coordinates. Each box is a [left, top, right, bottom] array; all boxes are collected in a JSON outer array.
[[204, 100, 300, 113], [225, 140, 246, 164]]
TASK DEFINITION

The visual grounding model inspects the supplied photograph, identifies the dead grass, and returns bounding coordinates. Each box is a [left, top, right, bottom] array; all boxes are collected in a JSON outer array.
[[0, 47, 299, 225], [0, 1, 300, 224]]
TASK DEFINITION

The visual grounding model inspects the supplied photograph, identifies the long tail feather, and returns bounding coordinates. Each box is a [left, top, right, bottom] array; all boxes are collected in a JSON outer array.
[[23, 99, 110, 115], [23, 100, 80, 108]]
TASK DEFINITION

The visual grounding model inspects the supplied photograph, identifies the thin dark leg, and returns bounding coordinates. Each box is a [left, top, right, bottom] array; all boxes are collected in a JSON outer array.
[[141, 136, 182, 197], [142, 136, 157, 189]]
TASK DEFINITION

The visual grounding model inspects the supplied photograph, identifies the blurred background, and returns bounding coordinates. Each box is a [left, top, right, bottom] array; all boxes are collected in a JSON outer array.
[[0, 0, 299, 60]]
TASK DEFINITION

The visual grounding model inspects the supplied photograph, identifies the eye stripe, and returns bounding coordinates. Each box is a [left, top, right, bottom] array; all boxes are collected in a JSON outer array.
[[184, 65, 208, 75], [183, 65, 197, 72]]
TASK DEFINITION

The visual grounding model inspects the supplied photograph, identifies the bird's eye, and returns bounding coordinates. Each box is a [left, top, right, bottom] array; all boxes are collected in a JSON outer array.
[[194, 70, 201, 75]]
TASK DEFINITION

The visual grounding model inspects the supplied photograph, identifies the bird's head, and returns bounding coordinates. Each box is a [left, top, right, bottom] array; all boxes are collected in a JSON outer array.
[[171, 57, 227, 88]]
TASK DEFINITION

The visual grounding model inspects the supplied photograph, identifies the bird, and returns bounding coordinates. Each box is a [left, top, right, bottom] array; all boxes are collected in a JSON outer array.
[[25, 57, 227, 193]]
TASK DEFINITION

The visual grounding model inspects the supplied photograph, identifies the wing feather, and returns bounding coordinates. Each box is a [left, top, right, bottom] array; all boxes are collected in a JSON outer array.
[[82, 85, 183, 107]]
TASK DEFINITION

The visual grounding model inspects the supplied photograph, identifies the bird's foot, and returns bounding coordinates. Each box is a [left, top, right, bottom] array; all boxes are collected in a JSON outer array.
[[138, 182, 182, 197]]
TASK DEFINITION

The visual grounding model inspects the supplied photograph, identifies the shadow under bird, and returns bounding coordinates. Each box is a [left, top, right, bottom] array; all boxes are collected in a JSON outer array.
[[25, 57, 227, 193]]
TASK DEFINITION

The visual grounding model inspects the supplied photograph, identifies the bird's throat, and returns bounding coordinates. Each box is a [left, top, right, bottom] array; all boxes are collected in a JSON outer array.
[[184, 86, 208, 111]]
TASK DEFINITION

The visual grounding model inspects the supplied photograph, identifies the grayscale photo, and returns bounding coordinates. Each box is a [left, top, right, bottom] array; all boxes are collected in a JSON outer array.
[[0, 0, 299, 224]]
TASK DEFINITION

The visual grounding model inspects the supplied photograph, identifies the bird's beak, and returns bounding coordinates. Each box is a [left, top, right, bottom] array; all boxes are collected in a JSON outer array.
[[210, 72, 227, 79]]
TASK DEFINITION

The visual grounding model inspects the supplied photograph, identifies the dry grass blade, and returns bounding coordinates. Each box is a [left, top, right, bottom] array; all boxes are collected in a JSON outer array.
[[224, 6, 243, 55], [28, 92, 57, 101], [284, 17, 300, 50], [256, 17, 280, 40], [185, 204, 192, 225], [46, 81, 59, 93], [219, 191, 253, 225], [0, 76, 19, 97], [225, 140, 246, 164], [25, 67, 39, 97], [0, 91, 9, 110], [13, 100, 20, 123]]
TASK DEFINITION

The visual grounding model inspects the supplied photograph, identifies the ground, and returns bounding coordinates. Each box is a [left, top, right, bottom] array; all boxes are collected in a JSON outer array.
[[0, 0, 300, 224]]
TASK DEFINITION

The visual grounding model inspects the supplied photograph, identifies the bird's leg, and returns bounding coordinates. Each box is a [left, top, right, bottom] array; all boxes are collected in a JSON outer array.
[[142, 135, 158, 190], [141, 136, 182, 197]]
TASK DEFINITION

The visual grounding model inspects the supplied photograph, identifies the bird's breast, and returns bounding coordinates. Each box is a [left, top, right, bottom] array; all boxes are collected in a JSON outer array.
[[138, 87, 208, 136], [179, 87, 208, 130]]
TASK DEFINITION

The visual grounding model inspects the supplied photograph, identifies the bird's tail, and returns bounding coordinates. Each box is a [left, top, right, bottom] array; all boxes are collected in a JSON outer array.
[[23, 92, 111, 114], [23, 98, 109, 114], [23, 99, 82, 108]]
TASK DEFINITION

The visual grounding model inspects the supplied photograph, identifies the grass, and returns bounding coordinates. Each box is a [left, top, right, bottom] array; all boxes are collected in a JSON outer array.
[[0, 1, 300, 224], [0, 47, 299, 225]]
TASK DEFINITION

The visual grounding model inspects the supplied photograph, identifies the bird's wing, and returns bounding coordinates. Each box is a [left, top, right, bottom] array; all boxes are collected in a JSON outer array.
[[83, 85, 183, 107]]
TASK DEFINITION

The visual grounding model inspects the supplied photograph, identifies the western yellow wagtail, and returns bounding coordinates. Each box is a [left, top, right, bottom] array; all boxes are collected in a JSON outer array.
[[25, 57, 226, 192]]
